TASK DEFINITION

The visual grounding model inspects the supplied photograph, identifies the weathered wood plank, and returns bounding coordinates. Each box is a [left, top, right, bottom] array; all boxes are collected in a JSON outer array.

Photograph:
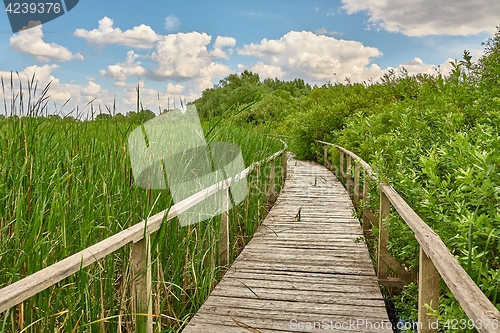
[[183, 158, 391, 332], [318, 142, 500, 333]]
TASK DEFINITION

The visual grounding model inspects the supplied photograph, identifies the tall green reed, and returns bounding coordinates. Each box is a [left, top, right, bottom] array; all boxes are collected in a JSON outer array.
[[0, 73, 285, 332]]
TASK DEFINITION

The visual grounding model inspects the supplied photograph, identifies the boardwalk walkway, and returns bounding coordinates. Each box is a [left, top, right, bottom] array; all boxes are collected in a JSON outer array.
[[183, 157, 392, 333]]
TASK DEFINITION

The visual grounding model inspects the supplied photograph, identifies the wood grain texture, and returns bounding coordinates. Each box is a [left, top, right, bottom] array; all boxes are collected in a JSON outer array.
[[183, 156, 392, 333], [318, 141, 500, 333]]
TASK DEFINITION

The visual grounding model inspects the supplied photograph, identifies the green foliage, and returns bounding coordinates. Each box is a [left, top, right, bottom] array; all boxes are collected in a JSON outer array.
[[194, 71, 311, 123], [0, 75, 286, 332], [189, 26, 500, 329], [126, 109, 156, 123]]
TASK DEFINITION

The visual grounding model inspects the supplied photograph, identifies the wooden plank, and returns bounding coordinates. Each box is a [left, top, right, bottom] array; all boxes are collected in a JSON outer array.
[[377, 192, 390, 280], [131, 236, 153, 333], [418, 247, 439, 333], [266, 162, 277, 204], [379, 183, 500, 331], [346, 155, 352, 195], [319, 142, 500, 332], [219, 188, 230, 269], [353, 163, 360, 207], [183, 158, 391, 332], [378, 247, 415, 285]]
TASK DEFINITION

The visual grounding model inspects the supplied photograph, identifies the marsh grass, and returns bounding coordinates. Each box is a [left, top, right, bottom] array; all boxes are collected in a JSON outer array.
[[0, 73, 285, 332]]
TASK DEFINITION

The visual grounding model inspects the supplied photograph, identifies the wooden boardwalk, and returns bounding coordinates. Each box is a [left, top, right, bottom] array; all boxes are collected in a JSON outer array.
[[183, 157, 392, 333]]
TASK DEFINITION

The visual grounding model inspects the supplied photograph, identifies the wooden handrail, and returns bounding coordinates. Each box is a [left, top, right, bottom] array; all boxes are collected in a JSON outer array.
[[0, 141, 288, 332], [318, 141, 500, 333]]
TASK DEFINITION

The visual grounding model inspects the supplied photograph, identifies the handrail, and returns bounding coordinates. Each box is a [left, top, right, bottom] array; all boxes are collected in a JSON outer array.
[[0, 140, 288, 332], [318, 141, 500, 333]]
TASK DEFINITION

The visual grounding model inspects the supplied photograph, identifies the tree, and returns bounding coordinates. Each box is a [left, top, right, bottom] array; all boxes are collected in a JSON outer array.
[[96, 113, 112, 120]]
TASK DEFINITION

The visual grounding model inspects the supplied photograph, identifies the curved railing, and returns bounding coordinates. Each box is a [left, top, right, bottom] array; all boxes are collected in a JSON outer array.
[[318, 140, 500, 333], [0, 141, 288, 332]]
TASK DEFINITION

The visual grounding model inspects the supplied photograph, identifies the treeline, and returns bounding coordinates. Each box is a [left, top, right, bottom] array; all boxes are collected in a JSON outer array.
[[192, 28, 500, 329]]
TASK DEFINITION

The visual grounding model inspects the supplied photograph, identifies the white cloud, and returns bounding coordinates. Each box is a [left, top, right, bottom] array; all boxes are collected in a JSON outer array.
[[249, 62, 284, 79], [0, 64, 59, 87], [74, 17, 161, 49], [99, 31, 233, 102], [214, 36, 236, 49], [100, 50, 148, 82], [389, 57, 454, 77], [0, 65, 112, 118], [238, 31, 383, 84], [166, 82, 185, 94], [10, 25, 83, 62], [315, 28, 344, 37], [119, 80, 198, 112], [315, 28, 328, 35], [210, 36, 236, 59], [341, 0, 499, 36], [151, 32, 233, 83], [152, 32, 212, 79], [165, 15, 180, 31]]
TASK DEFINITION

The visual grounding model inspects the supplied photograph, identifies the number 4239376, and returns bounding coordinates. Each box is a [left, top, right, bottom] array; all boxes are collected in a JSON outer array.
[[5, 2, 62, 14]]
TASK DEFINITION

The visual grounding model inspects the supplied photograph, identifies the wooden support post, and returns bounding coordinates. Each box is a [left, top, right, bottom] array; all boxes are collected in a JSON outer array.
[[131, 235, 153, 333], [353, 163, 360, 208], [219, 187, 230, 269], [339, 151, 345, 179], [377, 191, 390, 280], [267, 161, 277, 204], [362, 171, 371, 232], [346, 155, 352, 195], [418, 247, 439, 333], [282, 152, 287, 182], [323, 145, 329, 169]]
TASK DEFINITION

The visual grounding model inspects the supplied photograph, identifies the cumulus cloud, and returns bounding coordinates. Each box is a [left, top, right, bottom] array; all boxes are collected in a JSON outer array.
[[165, 15, 180, 31], [0, 65, 112, 117], [151, 32, 212, 79], [151, 32, 233, 83], [10, 25, 83, 62], [341, 0, 499, 36], [100, 50, 148, 82], [248, 62, 284, 79], [74, 17, 161, 49], [238, 31, 383, 83], [100, 31, 233, 97], [210, 36, 236, 59], [119, 80, 198, 112], [390, 57, 455, 77]]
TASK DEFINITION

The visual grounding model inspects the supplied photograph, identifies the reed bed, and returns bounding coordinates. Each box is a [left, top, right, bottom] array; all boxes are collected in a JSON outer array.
[[0, 74, 285, 332]]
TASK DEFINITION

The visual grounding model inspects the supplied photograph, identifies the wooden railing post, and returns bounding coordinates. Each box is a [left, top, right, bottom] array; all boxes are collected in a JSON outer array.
[[346, 155, 352, 195], [323, 145, 329, 168], [362, 171, 371, 232], [282, 152, 287, 182], [339, 150, 345, 180], [267, 160, 277, 204], [353, 163, 360, 208], [418, 247, 439, 333], [219, 187, 230, 269], [131, 235, 153, 333], [377, 191, 390, 280]]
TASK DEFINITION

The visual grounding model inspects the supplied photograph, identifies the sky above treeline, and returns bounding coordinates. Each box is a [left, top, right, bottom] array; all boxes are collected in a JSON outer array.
[[0, 0, 498, 117]]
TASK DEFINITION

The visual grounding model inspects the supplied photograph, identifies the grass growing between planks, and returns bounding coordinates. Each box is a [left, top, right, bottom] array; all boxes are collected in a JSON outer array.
[[0, 74, 285, 332]]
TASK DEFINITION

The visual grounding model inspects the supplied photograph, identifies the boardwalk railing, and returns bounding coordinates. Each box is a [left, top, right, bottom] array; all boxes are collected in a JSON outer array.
[[0, 142, 287, 333], [318, 140, 500, 333]]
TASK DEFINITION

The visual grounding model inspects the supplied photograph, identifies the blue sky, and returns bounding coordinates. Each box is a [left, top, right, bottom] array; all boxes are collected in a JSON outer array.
[[0, 0, 497, 117]]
